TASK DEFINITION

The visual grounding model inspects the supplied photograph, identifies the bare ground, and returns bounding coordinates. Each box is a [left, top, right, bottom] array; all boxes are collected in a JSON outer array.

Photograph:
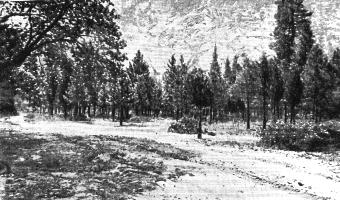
[[1, 114, 340, 200]]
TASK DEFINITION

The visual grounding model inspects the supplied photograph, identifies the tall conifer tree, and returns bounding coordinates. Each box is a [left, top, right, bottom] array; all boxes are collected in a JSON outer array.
[[209, 45, 224, 122]]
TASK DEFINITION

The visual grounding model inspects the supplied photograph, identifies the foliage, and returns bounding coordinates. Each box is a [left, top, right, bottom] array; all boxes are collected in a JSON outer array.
[[258, 53, 271, 129], [186, 68, 212, 138], [128, 50, 160, 117], [187, 68, 212, 110], [287, 66, 304, 123], [223, 58, 232, 85], [259, 120, 340, 151], [271, 0, 314, 123], [128, 115, 153, 123], [209, 45, 225, 122], [269, 58, 284, 120], [168, 117, 198, 135], [302, 45, 336, 121], [0, 0, 126, 115], [230, 55, 259, 129], [271, 0, 295, 63], [163, 54, 190, 119]]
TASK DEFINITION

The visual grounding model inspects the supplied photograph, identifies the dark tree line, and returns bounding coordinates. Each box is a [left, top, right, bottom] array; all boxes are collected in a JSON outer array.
[[162, 0, 339, 130], [1, 0, 339, 130]]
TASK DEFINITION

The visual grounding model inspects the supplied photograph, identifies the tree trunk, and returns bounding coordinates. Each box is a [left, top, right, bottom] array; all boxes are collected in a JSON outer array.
[[125, 106, 129, 120], [246, 95, 250, 130], [111, 103, 115, 122], [73, 103, 78, 118], [0, 53, 31, 116], [209, 105, 213, 124], [87, 106, 90, 117], [284, 102, 288, 123], [93, 104, 96, 117], [0, 79, 17, 116], [290, 104, 295, 124], [119, 105, 124, 126], [197, 108, 202, 139], [48, 101, 54, 116], [263, 95, 267, 129], [276, 102, 280, 121], [63, 104, 67, 119]]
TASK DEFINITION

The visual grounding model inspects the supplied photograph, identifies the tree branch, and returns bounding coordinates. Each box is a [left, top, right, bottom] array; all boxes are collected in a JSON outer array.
[[25, 1, 71, 51]]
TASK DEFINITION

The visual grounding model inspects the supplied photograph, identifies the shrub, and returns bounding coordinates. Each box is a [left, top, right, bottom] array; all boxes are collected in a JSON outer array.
[[168, 117, 198, 134], [258, 120, 339, 151], [24, 113, 35, 122], [70, 114, 90, 121], [128, 116, 152, 123]]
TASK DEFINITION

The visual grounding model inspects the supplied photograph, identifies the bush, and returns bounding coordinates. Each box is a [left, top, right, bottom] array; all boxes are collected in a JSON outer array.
[[128, 116, 152, 123], [70, 114, 90, 121], [168, 117, 198, 134], [259, 120, 339, 151]]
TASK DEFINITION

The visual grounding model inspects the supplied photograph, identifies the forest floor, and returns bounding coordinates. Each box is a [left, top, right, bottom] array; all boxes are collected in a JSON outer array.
[[0, 113, 339, 200]]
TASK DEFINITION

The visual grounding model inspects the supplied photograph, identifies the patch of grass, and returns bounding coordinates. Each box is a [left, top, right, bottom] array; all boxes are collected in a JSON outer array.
[[0, 130, 196, 200], [258, 120, 340, 152], [94, 135, 198, 161]]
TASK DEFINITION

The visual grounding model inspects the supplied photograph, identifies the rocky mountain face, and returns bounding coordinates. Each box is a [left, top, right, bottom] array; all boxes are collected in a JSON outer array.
[[115, 0, 340, 73]]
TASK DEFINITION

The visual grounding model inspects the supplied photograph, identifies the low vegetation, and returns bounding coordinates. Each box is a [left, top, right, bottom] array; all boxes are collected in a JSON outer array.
[[168, 117, 198, 135], [0, 129, 196, 200], [258, 120, 340, 151]]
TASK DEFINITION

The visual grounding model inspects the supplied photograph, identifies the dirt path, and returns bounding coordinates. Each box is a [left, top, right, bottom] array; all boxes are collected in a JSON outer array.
[[1, 115, 339, 200]]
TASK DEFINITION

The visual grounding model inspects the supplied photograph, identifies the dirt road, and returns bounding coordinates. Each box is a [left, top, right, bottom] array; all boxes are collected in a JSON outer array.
[[1, 116, 339, 200]]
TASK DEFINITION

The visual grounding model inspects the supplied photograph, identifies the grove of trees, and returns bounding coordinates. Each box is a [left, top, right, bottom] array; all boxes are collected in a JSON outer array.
[[0, 0, 339, 130]]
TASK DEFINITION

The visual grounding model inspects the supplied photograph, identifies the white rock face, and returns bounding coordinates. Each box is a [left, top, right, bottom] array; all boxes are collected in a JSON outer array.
[[115, 0, 340, 73]]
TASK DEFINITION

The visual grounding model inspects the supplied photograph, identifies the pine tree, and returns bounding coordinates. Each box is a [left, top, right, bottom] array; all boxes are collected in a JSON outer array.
[[258, 53, 271, 129], [290, 0, 314, 123], [271, 0, 314, 123], [287, 64, 303, 124], [131, 50, 149, 76], [128, 50, 158, 116], [230, 55, 258, 129], [163, 54, 178, 118], [187, 68, 213, 139], [330, 48, 340, 118], [232, 55, 242, 75], [151, 79, 163, 117], [104, 46, 127, 121], [272, 0, 296, 63], [163, 54, 190, 119], [223, 58, 232, 84], [228, 55, 245, 120], [331, 48, 340, 88], [43, 53, 59, 116], [69, 63, 86, 118], [242, 58, 258, 129], [209, 45, 224, 122], [294, 0, 314, 68], [179, 55, 191, 115], [269, 58, 284, 121], [302, 45, 336, 122], [118, 70, 133, 125], [58, 55, 73, 119], [74, 42, 99, 117]]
